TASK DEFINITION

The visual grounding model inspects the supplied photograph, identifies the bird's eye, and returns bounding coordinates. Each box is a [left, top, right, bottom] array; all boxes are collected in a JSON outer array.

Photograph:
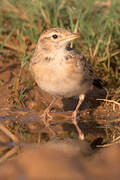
[[52, 34, 58, 39]]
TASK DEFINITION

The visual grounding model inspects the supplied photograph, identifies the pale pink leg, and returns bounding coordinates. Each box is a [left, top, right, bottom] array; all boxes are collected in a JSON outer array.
[[72, 94, 85, 140], [41, 97, 56, 135]]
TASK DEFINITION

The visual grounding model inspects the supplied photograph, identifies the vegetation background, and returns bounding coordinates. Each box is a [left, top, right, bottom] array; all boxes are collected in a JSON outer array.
[[0, 0, 120, 104]]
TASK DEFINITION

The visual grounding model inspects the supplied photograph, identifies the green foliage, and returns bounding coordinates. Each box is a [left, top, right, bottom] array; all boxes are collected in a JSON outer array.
[[0, 29, 15, 50], [21, 51, 32, 68]]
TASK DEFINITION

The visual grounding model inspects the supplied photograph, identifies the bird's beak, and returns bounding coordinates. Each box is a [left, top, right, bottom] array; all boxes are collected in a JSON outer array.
[[60, 33, 80, 43]]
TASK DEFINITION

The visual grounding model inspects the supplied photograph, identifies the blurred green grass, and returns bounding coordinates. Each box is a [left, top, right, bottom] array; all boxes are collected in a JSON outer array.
[[0, 0, 120, 99]]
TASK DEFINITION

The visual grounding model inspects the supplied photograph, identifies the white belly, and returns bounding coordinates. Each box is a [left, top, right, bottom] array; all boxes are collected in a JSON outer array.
[[30, 62, 89, 97]]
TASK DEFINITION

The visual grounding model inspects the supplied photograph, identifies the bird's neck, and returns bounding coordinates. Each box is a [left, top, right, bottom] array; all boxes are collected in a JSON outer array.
[[30, 44, 72, 65]]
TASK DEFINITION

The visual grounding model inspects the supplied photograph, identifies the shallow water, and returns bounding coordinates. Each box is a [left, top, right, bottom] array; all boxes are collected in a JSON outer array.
[[0, 105, 120, 144]]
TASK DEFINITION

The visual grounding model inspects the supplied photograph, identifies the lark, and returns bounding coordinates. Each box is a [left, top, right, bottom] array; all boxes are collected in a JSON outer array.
[[30, 28, 102, 140]]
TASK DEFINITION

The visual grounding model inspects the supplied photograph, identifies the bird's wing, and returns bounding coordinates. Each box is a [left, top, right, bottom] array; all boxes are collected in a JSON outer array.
[[65, 50, 103, 88]]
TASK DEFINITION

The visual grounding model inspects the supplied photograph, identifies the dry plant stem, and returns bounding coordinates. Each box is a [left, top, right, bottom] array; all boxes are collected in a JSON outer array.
[[96, 136, 120, 148], [0, 124, 19, 143], [0, 40, 24, 53], [97, 99, 120, 106], [0, 146, 19, 164], [112, 136, 120, 142], [72, 94, 85, 140], [96, 140, 120, 148]]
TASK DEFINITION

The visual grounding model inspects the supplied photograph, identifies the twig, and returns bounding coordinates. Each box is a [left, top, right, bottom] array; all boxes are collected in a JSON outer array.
[[0, 146, 19, 163], [112, 136, 120, 142], [96, 141, 120, 148], [0, 40, 24, 54], [0, 124, 19, 143], [96, 136, 120, 148], [97, 98, 120, 106]]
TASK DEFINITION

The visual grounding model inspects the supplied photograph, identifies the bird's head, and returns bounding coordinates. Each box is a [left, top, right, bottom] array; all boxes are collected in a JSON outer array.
[[37, 28, 80, 52]]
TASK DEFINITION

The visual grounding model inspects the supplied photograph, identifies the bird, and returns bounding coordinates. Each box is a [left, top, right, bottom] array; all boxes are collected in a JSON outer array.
[[30, 28, 102, 140]]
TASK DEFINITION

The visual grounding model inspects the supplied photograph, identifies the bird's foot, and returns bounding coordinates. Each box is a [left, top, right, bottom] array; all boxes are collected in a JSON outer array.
[[41, 108, 56, 136]]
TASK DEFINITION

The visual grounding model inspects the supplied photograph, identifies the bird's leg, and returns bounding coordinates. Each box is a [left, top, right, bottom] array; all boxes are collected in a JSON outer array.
[[41, 97, 56, 135], [72, 94, 85, 140]]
